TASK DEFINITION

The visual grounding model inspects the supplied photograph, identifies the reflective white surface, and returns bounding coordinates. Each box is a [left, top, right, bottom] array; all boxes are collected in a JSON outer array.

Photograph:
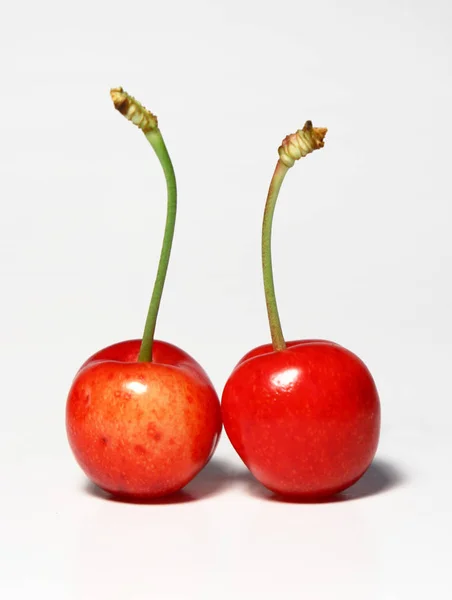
[[1, 0, 452, 597], [1, 423, 450, 599]]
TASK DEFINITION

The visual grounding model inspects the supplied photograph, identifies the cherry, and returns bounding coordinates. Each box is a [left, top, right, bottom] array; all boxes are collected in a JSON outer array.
[[66, 89, 221, 499], [67, 340, 220, 499], [221, 123, 380, 499]]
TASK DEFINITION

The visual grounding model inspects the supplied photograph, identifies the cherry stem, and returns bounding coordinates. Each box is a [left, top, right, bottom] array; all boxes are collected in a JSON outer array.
[[262, 159, 289, 351], [138, 129, 177, 362], [261, 122, 327, 351]]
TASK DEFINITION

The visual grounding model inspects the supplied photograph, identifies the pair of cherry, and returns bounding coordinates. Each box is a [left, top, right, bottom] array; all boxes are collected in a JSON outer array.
[[66, 89, 380, 501]]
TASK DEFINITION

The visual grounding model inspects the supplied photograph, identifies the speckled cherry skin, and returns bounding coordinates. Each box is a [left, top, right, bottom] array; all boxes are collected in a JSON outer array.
[[66, 340, 222, 499], [222, 340, 380, 499]]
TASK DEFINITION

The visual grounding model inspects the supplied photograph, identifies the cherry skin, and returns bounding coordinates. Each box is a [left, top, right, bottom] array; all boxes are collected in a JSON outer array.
[[66, 340, 222, 499], [221, 340, 380, 499]]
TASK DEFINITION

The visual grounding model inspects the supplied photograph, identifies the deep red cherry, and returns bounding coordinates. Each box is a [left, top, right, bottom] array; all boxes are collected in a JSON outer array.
[[222, 340, 380, 499], [67, 339, 222, 499]]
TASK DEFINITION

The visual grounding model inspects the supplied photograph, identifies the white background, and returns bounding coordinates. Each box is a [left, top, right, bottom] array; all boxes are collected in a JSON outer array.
[[1, 0, 451, 598]]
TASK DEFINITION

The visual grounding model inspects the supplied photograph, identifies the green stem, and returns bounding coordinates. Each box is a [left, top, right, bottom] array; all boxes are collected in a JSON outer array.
[[262, 159, 290, 351], [138, 129, 177, 362]]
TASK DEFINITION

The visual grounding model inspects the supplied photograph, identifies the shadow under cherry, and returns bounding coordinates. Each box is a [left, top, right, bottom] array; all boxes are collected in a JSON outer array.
[[244, 457, 407, 504], [82, 457, 244, 505]]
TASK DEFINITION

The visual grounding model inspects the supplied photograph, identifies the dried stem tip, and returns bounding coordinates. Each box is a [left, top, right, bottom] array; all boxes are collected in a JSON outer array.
[[278, 121, 327, 168], [110, 87, 158, 133]]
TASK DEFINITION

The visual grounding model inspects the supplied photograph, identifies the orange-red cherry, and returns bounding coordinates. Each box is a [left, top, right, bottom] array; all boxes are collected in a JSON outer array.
[[67, 340, 221, 499]]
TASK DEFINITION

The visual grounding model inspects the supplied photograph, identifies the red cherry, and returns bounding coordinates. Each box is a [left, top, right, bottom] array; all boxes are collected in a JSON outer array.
[[222, 340, 380, 498], [221, 123, 381, 499], [67, 340, 221, 499], [66, 90, 222, 499]]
